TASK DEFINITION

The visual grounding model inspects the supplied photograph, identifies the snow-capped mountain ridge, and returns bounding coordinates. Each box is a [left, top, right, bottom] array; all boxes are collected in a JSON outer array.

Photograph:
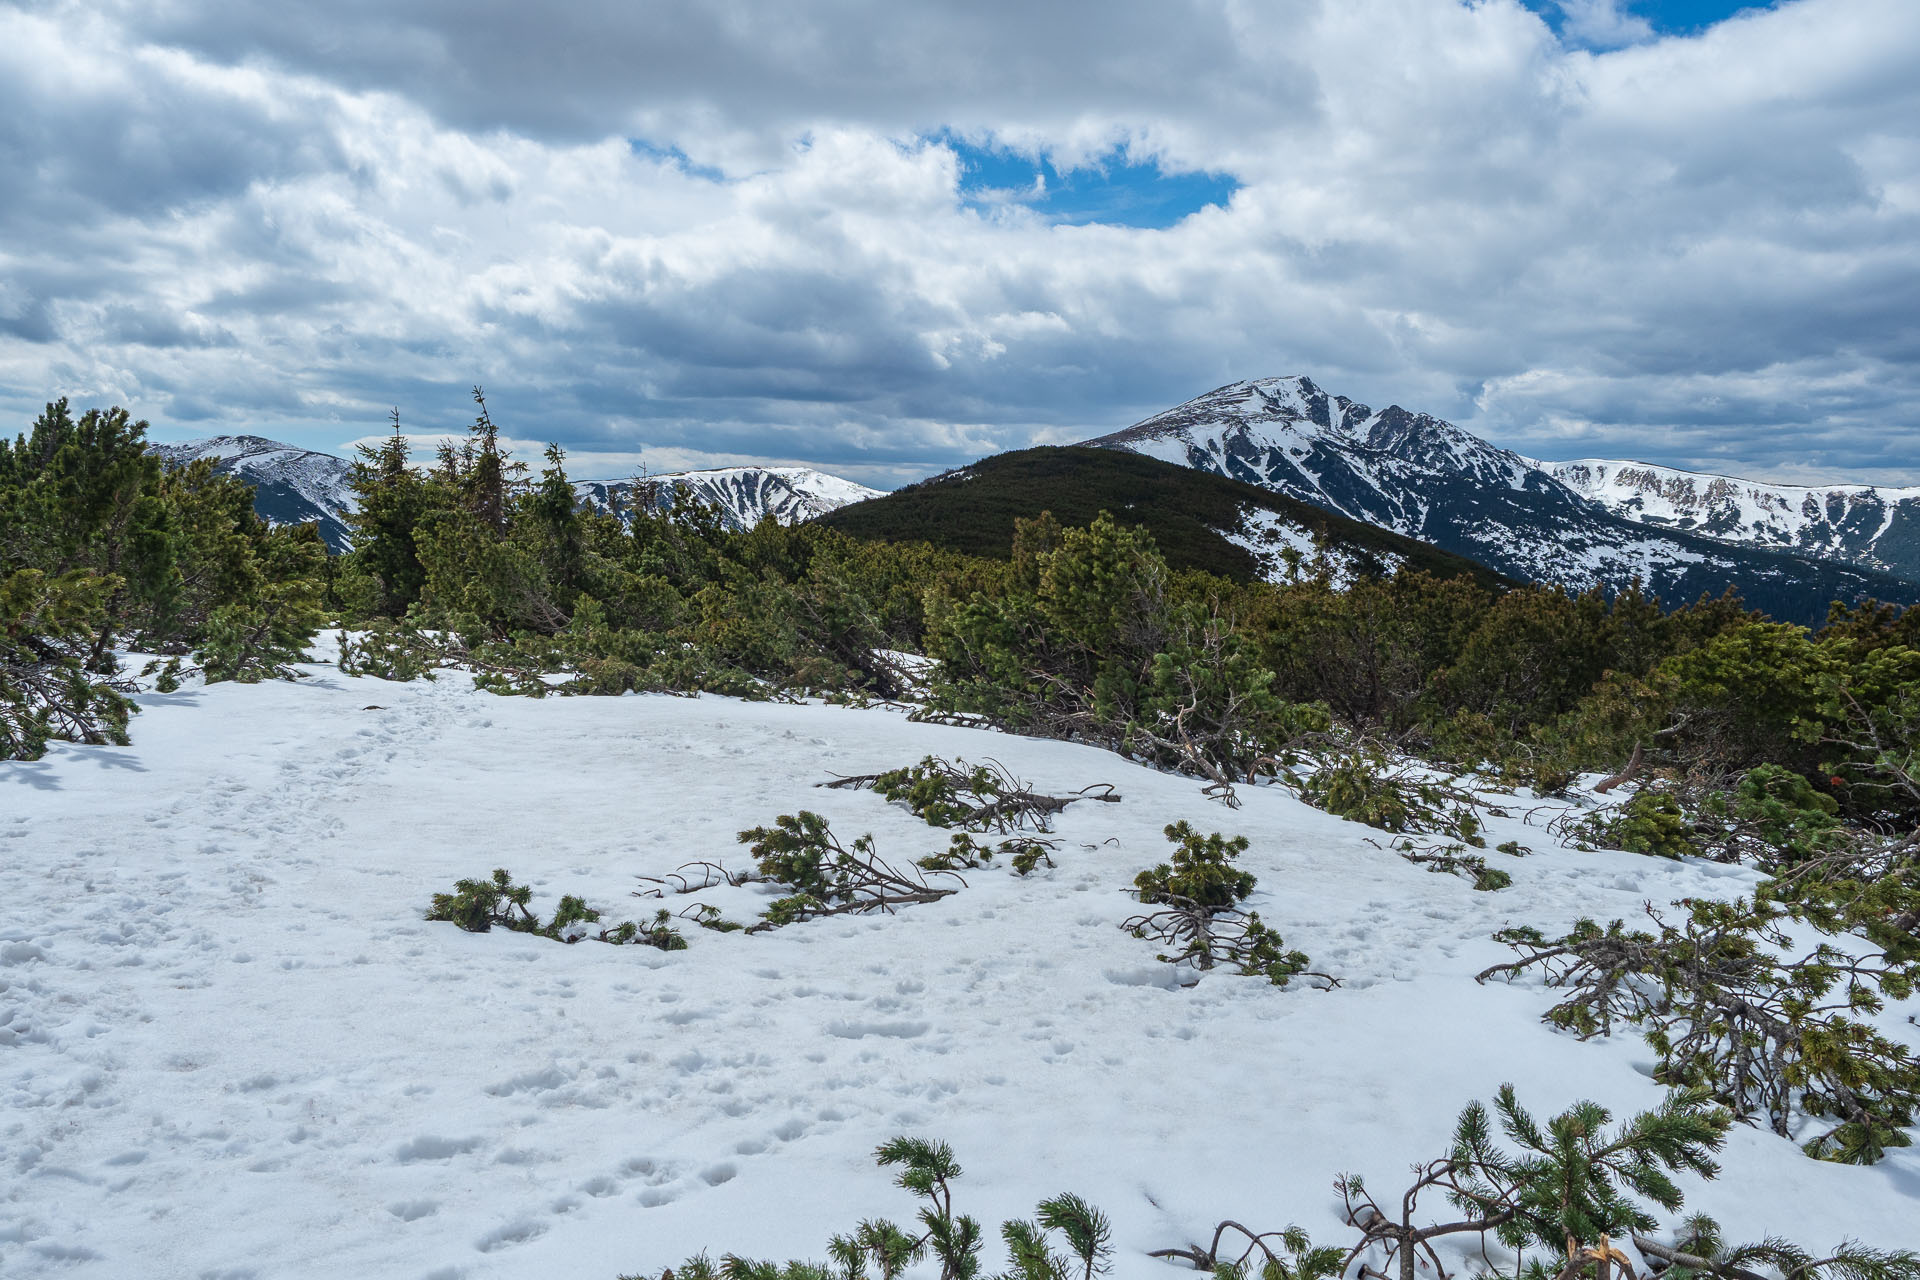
[[1084, 376, 1920, 623], [572, 465, 882, 531], [147, 435, 359, 552], [1541, 457, 1920, 578]]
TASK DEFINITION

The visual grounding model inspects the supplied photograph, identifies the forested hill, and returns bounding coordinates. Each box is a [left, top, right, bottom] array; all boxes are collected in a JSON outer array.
[[816, 445, 1511, 590]]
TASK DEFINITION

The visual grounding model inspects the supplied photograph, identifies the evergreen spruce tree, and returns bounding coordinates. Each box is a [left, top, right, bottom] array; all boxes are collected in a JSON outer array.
[[345, 408, 430, 616], [463, 386, 517, 535], [532, 442, 585, 608]]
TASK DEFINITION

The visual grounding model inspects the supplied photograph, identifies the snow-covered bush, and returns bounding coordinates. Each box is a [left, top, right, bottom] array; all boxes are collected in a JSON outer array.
[[1560, 790, 1698, 860], [1293, 748, 1483, 845]]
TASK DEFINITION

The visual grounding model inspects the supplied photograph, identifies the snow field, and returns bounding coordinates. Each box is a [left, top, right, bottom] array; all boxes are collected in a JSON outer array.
[[3, 649, 1917, 1279]]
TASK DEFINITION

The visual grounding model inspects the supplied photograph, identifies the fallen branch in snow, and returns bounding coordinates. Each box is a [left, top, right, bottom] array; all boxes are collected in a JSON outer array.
[[1593, 741, 1647, 795], [820, 755, 1119, 833], [917, 832, 1060, 876], [426, 869, 687, 949], [1477, 901, 1920, 1164], [1166, 1085, 1729, 1280], [737, 811, 963, 932], [1629, 1225, 1920, 1280], [1148, 1220, 1341, 1278], [1369, 835, 1511, 891], [633, 860, 765, 897]]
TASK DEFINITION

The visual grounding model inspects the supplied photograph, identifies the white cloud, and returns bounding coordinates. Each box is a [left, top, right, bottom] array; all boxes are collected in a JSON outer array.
[[1556, 0, 1656, 48], [3, 0, 1918, 488]]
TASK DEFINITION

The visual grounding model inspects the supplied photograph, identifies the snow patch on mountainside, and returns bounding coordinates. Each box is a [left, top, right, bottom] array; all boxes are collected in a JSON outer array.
[[1228, 507, 1405, 587]]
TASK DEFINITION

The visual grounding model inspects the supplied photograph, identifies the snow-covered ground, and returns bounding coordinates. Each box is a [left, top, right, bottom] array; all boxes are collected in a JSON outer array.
[[5, 644, 1917, 1279]]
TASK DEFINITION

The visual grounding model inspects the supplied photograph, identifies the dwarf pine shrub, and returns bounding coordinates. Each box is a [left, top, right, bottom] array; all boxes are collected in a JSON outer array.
[[426, 869, 686, 949], [1566, 790, 1698, 859], [1480, 900, 1920, 1164], [1123, 823, 1329, 988], [622, 1137, 1109, 1280], [737, 812, 962, 930], [1296, 749, 1484, 845]]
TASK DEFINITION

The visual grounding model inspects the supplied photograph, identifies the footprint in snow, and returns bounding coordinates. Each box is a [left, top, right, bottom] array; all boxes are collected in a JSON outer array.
[[475, 1218, 546, 1252], [394, 1135, 483, 1163]]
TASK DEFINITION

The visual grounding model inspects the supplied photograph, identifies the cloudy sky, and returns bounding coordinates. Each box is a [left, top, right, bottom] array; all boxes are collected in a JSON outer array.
[[2, 0, 1915, 487]]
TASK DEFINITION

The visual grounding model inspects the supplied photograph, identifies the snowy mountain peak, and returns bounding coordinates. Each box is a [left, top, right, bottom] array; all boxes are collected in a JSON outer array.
[[1105, 376, 1528, 488], [1083, 377, 1920, 622], [1108, 375, 1368, 445]]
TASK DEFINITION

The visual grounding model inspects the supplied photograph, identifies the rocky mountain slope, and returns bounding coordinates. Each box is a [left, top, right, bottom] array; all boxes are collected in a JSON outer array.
[[1542, 457, 1920, 582], [1081, 377, 1919, 624], [147, 435, 359, 552]]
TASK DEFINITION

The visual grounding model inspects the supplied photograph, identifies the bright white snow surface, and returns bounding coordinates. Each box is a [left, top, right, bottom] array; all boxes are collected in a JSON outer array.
[[5, 646, 1918, 1278]]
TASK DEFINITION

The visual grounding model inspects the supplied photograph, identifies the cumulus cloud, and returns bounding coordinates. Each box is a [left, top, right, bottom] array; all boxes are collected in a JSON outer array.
[[1554, 0, 1657, 47], [0, 0, 1915, 487]]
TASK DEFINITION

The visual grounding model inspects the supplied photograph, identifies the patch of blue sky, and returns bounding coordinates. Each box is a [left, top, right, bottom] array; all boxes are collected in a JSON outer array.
[[935, 133, 1238, 230], [1518, 0, 1775, 39], [627, 139, 726, 182]]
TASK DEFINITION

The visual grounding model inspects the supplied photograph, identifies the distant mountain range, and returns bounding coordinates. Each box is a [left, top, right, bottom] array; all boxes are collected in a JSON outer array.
[[1079, 376, 1919, 625], [1540, 458, 1920, 581], [147, 437, 879, 549], [154, 389, 1920, 628]]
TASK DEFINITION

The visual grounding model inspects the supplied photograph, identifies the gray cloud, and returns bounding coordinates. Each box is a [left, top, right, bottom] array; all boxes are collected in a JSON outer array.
[[0, 0, 1915, 490]]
